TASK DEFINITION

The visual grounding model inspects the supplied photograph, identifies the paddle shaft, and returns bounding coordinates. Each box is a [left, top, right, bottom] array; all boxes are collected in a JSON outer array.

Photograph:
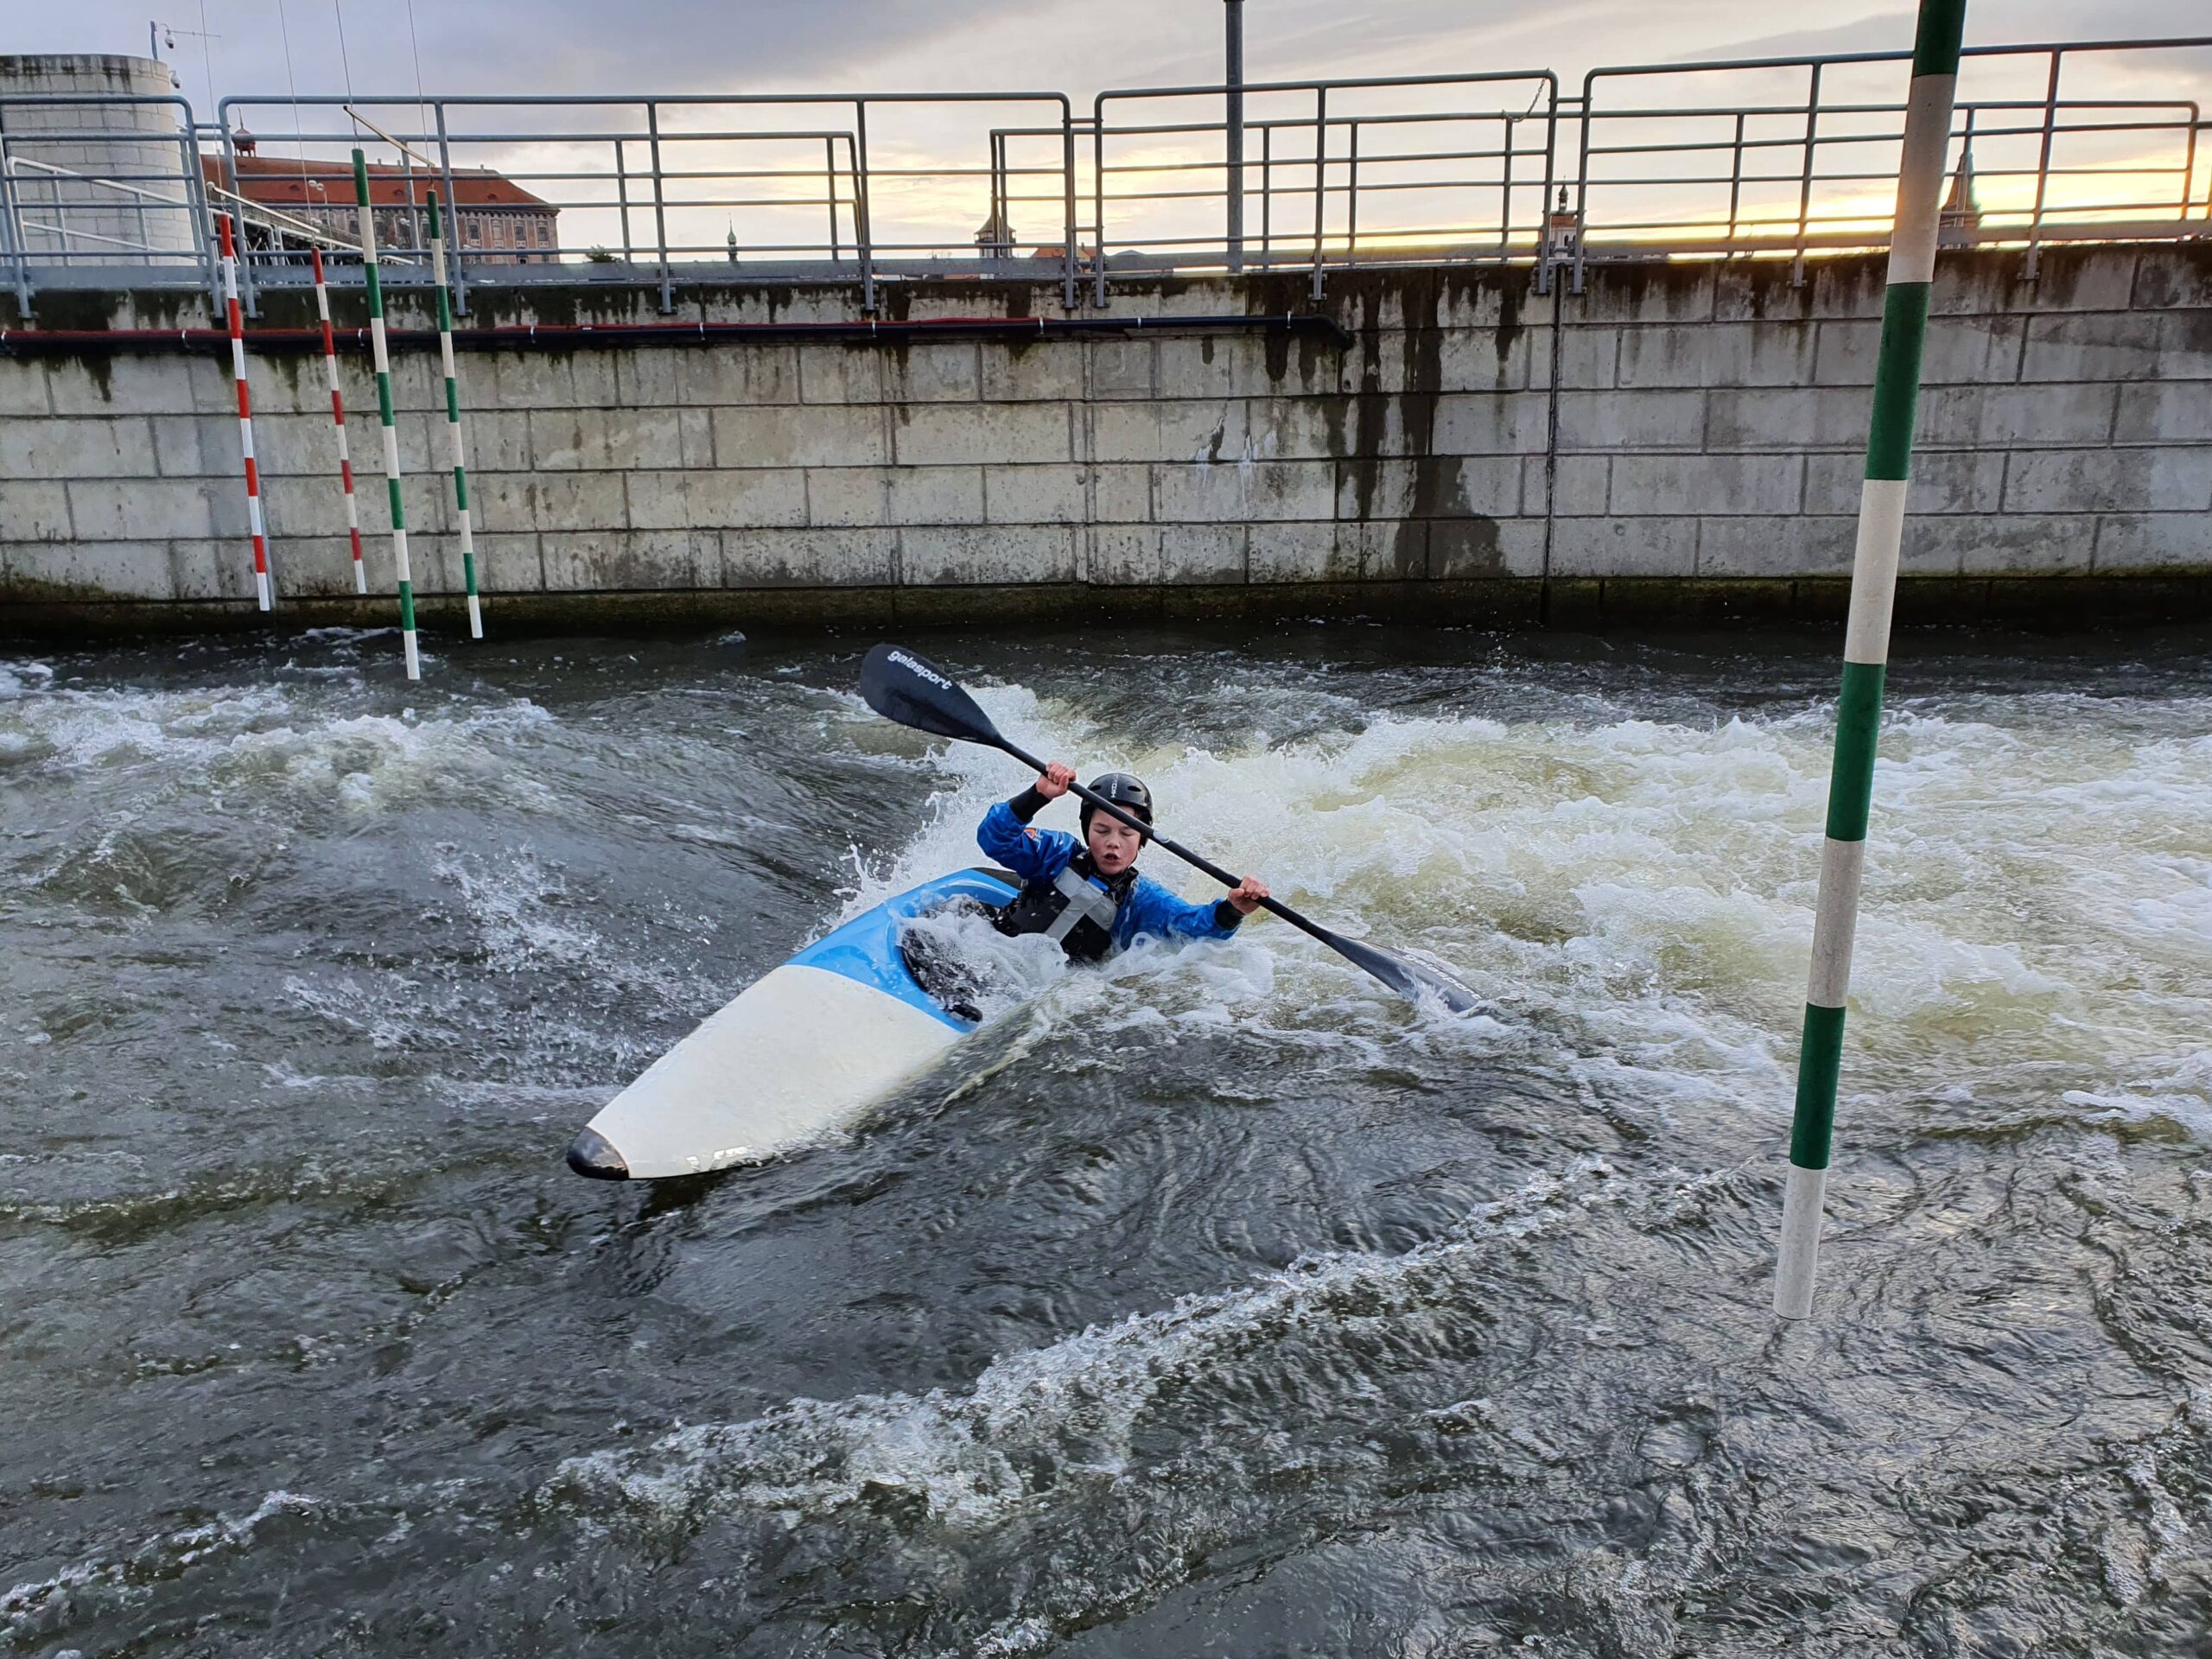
[[991, 736, 1346, 954]]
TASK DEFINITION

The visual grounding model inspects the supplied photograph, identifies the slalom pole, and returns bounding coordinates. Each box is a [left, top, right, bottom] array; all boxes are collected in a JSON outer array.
[[424, 189, 483, 639], [1774, 0, 1967, 1320], [310, 245, 369, 595], [215, 213, 274, 612], [353, 148, 420, 679]]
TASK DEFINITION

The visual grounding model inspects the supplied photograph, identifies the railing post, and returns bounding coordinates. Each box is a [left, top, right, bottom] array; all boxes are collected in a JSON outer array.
[[615, 136, 633, 263], [435, 103, 467, 315], [1092, 99, 1109, 307], [825, 135, 842, 264], [1500, 113, 1515, 259], [183, 121, 219, 313], [645, 101, 674, 312], [2024, 49, 2063, 281], [1260, 123, 1272, 265], [1061, 105, 1078, 310], [1309, 86, 1328, 301], [988, 129, 1001, 239], [1224, 0, 1245, 272], [2175, 105, 2196, 220], [2200, 115, 2212, 220], [1953, 103, 1979, 249], [1727, 111, 1746, 255], [1794, 61, 1823, 286], [220, 104, 257, 315], [853, 99, 876, 313], [1572, 88, 1592, 296], [1346, 118, 1360, 260], [1535, 83, 1558, 296], [48, 172, 68, 270]]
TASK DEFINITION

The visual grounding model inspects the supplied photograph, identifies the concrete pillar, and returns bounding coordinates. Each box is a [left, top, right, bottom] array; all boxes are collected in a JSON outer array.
[[0, 54, 195, 268]]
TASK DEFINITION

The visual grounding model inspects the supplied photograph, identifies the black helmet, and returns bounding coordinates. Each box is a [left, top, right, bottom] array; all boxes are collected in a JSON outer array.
[[1080, 772, 1153, 834]]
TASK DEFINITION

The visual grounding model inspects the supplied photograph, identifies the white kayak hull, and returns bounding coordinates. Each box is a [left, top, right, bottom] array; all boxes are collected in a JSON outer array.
[[567, 867, 1018, 1180]]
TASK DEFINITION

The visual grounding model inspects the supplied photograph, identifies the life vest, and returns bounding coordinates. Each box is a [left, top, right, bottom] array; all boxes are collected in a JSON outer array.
[[994, 850, 1135, 962]]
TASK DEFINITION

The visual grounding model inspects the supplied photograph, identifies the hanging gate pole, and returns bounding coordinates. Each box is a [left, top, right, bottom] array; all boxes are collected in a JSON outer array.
[[423, 190, 483, 639], [1774, 0, 1967, 1320], [353, 149, 421, 680], [310, 245, 368, 596], [216, 213, 273, 612]]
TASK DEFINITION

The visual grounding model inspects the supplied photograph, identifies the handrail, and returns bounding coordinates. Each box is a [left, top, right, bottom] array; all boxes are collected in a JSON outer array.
[[0, 40, 2204, 315], [1094, 69, 1560, 301], [1575, 36, 2212, 289]]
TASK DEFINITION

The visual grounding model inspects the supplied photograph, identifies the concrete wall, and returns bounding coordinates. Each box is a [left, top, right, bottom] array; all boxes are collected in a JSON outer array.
[[3, 243, 2208, 632]]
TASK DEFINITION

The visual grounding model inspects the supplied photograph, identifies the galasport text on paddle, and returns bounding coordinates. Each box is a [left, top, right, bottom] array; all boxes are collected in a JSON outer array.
[[859, 643, 1484, 1016]]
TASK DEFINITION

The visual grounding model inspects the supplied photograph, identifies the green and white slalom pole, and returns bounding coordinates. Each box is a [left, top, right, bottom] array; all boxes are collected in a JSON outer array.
[[1775, 0, 1967, 1320], [424, 189, 484, 639], [353, 149, 420, 680]]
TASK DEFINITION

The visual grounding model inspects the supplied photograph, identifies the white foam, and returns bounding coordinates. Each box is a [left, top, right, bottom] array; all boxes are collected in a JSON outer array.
[[2063, 1050, 2212, 1142], [0, 674, 558, 817], [835, 679, 2212, 1141], [0, 659, 54, 699], [548, 1159, 1622, 1530], [2, 1491, 316, 1634]]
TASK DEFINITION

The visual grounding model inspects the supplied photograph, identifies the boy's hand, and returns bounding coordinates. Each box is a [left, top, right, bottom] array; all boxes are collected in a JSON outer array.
[[1035, 761, 1076, 799], [1227, 876, 1269, 916]]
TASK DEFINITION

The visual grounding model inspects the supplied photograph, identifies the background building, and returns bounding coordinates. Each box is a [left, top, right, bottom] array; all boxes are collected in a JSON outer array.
[[204, 154, 559, 260]]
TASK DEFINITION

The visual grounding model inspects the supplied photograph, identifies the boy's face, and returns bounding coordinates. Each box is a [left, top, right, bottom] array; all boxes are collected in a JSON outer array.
[[1086, 813, 1144, 876]]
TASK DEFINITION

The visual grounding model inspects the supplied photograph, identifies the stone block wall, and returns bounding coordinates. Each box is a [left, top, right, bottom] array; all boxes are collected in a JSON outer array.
[[1550, 247, 2212, 583], [1, 243, 2207, 628]]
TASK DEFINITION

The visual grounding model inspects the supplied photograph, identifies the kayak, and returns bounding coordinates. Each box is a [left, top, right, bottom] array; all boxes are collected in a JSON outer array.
[[566, 867, 1020, 1180]]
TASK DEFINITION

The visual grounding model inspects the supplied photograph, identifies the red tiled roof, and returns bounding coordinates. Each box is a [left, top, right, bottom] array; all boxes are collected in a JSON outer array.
[[202, 155, 553, 212]]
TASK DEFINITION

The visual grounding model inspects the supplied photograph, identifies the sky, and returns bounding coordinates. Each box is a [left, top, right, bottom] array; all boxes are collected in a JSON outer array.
[[16, 0, 2203, 115]]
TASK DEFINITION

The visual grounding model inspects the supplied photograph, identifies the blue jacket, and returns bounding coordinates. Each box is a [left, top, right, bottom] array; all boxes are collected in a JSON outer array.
[[978, 797, 1242, 952]]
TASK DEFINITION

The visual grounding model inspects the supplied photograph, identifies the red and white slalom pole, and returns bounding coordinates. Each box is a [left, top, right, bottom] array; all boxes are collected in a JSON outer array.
[[310, 246, 368, 595], [216, 213, 273, 611]]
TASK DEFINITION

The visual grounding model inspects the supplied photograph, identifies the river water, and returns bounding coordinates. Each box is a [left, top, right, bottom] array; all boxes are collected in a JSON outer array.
[[3, 623, 2209, 1656]]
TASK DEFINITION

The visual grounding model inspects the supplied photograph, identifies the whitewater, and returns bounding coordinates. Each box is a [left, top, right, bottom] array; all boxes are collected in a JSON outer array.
[[2, 623, 2207, 1656]]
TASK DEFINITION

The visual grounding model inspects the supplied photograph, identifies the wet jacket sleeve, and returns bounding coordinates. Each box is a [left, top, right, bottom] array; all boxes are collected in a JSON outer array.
[[1120, 874, 1243, 944], [978, 798, 1074, 881]]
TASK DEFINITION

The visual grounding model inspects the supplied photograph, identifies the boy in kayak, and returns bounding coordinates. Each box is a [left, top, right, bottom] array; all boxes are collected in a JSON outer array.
[[978, 763, 1269, 962]]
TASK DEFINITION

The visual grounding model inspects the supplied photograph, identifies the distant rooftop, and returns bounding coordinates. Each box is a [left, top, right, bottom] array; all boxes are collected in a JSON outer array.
[[204, 154, 553, 212]]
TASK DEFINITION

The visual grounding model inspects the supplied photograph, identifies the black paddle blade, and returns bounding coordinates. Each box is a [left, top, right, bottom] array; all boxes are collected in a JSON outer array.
[[860, 644, 1005, 747], [1325, 931, 1486, 1016]]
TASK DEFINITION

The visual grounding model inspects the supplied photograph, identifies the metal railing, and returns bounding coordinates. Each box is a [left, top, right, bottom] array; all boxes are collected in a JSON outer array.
[[5, 156, 191, 256], [0, 93, 217, 310], [0, 36, 2206, 317], [211, 91, 1077, 315], [1091, 71, 1560, 301], [1572, 36, 2212, 288]]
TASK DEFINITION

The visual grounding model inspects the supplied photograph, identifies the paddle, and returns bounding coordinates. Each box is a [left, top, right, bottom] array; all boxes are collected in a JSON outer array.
[[859, 643, 1484, 1015]]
